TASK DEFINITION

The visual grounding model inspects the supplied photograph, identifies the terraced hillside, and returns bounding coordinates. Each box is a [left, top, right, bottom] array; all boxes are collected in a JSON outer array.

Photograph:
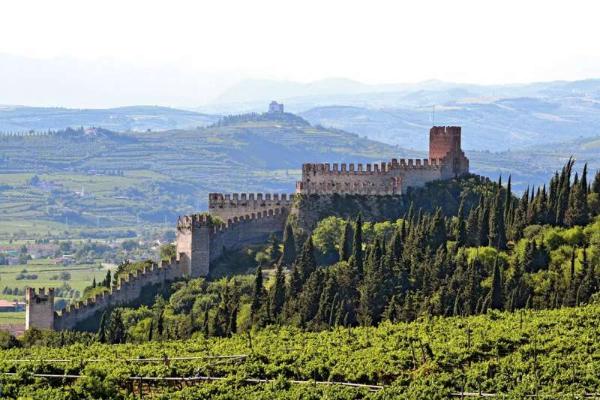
[[0, 114, 413, 238]]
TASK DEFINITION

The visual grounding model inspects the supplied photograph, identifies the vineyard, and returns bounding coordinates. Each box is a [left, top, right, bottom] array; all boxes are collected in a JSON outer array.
[[1, 304, 599, 399]]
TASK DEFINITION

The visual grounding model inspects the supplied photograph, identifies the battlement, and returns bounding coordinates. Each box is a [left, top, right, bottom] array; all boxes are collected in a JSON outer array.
[[51, 256, 186, 330], [301, 158, 444, 175], [208, 192, 295, 222], [296, 126, 469, 195], [430, 126, 461, 137]]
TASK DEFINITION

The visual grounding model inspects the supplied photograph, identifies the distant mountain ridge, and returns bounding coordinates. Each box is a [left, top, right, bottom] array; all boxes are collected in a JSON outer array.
[[0, 105, 218, 133]]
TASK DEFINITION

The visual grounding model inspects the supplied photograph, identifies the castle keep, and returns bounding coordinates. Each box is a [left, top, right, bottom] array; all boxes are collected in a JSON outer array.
[[26, 126, 468, 331], [296, 126, 468, 195]]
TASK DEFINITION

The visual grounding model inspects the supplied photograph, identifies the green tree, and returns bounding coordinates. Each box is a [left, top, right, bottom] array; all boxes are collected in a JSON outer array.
[[280, 223, 297, 266], [251, 266, 265, 323], [97, 311, 107, 343], [107, 310, 126, 344], [296, 237, 317, 283], [339, 220, 354, 262], [270, 263, 286, 318], [351, 214, 364, 278], [489, 258, 503, 310], [268, 234, 282, 265]]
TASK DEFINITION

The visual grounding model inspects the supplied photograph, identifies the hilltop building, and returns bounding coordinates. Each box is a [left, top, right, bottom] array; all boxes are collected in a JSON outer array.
[[268, 101, 284, 114], [26, 125, 469, 332]]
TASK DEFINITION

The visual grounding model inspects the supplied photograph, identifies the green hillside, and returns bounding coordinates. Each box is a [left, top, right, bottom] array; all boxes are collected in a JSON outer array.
[[0, 114, 413, 239]]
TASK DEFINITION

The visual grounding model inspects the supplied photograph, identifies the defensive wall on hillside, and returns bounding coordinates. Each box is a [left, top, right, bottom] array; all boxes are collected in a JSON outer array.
[[26, 208, 289, 331], [26, 125, 469, 331], [208, 193, 295, 221], [26, 258, 186, 331]]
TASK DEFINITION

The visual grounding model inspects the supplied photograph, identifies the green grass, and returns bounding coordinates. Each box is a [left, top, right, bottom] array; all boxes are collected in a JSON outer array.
[[0, 262, 105, 301], [0, 311, 24, 324]]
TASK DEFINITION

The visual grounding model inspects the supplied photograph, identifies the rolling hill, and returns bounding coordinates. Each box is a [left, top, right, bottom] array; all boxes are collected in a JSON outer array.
[[0, 113, 414, 238], [0, 105, 218, 133]]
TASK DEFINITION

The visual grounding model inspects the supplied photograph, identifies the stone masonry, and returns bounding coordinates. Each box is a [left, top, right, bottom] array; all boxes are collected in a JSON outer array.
[[296, 126, 469, 195]]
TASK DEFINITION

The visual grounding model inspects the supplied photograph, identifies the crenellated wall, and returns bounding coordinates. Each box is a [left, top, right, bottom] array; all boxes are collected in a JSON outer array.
[[26, 257, 187, 331], [177, 208, 288, 278], [296, 126, 469, 195], [208, 193, 295, 221], [53, 257, 186, 330], [296, 158, 444, 195]]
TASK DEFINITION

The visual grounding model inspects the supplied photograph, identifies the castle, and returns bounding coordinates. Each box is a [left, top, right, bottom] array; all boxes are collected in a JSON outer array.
[[26, 125, 468, 331], [268, 101, 284, 114]]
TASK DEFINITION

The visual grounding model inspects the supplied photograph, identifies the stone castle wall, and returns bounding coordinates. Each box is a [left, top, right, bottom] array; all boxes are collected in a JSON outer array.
[[296, 126, 469, 196], [296, 158, 445, 195], [177, 208, 288, 278], [26, 257, 186, 331], [208, 193, 294, 221]]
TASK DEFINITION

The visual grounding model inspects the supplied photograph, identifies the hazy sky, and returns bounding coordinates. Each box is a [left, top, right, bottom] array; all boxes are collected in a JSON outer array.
[[1, 0, 600, 107]]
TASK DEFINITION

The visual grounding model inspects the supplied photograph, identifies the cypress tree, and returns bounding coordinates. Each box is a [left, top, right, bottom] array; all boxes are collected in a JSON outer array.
[[488, 190, 507, 249], [98, 311, 107, 343], [565, 172, 588, 226], [157, 310, 164, 338], [455, 203, 468, 247], [251, 266, 265, 322], [504, 175, 512, 221], [202, 307, 209, 337], [578, 249, 597, 304], [270, 263, 286, 317], [280, 223, 296, 266], [107, 309, 126, 344], [315, 272, 337, 328], [490, 258, 503, 310], [104, 270, 111, 288], [389, 225, 404, 263], [296, 237, 317, 282], [352, 214, 364, 278], [465, 207, 479, 246], [148, 319, 154, 342], [339, 220, 354, 261], [297, 269, 325, 326], [592, 170, 600, 194], [478, 199, 490, 247], [92, 277, 96, 288], [428, 208, 447, 250], [268, 234, 282, 265]]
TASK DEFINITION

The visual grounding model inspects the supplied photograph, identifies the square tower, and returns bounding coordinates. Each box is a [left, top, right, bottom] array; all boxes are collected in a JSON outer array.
[[25, 287, 55, 330], [429, 126, 469, 176]]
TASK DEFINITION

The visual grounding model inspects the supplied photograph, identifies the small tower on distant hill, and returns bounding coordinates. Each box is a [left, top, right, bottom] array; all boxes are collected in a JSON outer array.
[[268, 101, 284, 114]]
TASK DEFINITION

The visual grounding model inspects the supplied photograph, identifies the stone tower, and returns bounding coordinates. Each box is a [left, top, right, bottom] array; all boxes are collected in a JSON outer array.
[[176, 215, 210, 278], [268, 101, 284, 114], [429, 126, 469, 177], [25, 287, 55, 330]]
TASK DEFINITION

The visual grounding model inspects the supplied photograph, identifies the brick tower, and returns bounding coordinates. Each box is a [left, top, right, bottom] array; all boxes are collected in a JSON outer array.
[[429, 126, 469, 177]]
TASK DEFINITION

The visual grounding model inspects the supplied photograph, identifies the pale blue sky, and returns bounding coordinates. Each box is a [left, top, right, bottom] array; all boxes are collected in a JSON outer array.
[[1, 0, 599, 107]]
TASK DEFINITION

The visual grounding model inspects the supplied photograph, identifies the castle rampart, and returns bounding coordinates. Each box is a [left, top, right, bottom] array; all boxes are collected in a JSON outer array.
[[177, 208, 288, 278], [27, 257, 187, 331], [296, 126, 468, 195], [209, 193, 295, 221]]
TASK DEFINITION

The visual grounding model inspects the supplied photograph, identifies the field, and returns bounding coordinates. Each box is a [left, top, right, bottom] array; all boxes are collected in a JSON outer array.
[[1, 304, 599, 399], [0, 260, 105, 327]]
